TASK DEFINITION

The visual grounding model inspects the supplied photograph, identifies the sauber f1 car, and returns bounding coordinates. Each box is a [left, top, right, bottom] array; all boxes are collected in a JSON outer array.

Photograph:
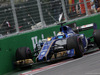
[[15, 22, 100, 68]]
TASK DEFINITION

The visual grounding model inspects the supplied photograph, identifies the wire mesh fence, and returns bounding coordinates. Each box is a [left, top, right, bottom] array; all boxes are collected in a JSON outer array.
[[41, 0, 63, 24], [0, 2, 15, 35], [15, 0, 41, 31], [0, 0, 98, 37]]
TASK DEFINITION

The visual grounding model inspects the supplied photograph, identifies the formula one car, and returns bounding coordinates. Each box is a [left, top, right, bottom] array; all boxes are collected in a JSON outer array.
[[15, 22, 100, 68]]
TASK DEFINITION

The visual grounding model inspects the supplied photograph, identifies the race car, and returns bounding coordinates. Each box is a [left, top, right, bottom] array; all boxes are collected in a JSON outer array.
[[15, 22, 100, 68]]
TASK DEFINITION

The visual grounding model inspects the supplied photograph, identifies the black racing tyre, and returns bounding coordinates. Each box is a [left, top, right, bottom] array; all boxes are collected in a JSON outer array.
[[94, 29, 100, 49], [16, 47, 33, 61], [67, 36, 84, 58]]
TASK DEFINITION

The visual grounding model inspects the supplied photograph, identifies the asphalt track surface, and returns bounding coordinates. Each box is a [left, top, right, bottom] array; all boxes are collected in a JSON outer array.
[[25, 51, 100, 75], [6, 50, 100, 75]]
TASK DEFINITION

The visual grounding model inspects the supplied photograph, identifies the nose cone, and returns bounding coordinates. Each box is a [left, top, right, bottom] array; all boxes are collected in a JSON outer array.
[[37, 51, 46, 61], [38, 55, 44, 61], [37, 56, 46, 62]]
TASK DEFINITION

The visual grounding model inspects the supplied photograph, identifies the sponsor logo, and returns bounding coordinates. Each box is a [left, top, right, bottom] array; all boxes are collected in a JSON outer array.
[[81, 24, 93, 29], [31, 31, 56, 50]]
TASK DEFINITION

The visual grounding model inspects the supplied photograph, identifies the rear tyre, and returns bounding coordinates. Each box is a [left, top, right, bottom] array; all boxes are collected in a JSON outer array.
[[67, 36, 84, 58], [94, 30, 100, 49]]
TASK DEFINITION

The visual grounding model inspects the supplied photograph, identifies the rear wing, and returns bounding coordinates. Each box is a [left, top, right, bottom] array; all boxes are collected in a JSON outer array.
[[67, 23, 97, 33]]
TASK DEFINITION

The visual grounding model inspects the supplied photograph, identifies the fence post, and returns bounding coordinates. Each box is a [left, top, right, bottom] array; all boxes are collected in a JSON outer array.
[[10, 0, 19, 33], [83, 0, 88, 16], [37, 0, 46, 27], [61, 0, 68, 22]]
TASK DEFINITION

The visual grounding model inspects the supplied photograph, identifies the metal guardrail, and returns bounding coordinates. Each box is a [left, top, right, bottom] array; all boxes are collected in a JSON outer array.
[[0, 0, 98, 37]]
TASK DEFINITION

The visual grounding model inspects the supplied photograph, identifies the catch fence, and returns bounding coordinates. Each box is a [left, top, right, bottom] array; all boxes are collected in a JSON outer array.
[[0, 0, 97, 36]]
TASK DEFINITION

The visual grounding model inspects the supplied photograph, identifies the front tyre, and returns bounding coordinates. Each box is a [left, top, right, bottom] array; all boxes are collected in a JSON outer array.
[[15, 47, 33, 68], [16, 47, 33, 61], [67, 36, 84, 58]]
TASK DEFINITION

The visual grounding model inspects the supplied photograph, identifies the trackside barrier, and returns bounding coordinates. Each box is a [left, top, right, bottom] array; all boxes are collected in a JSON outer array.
[[1, 14, 100, 75]]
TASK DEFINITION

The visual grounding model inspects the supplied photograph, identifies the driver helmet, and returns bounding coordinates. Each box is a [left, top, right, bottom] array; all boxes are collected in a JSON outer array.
[[57, 32, 64, 39]]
